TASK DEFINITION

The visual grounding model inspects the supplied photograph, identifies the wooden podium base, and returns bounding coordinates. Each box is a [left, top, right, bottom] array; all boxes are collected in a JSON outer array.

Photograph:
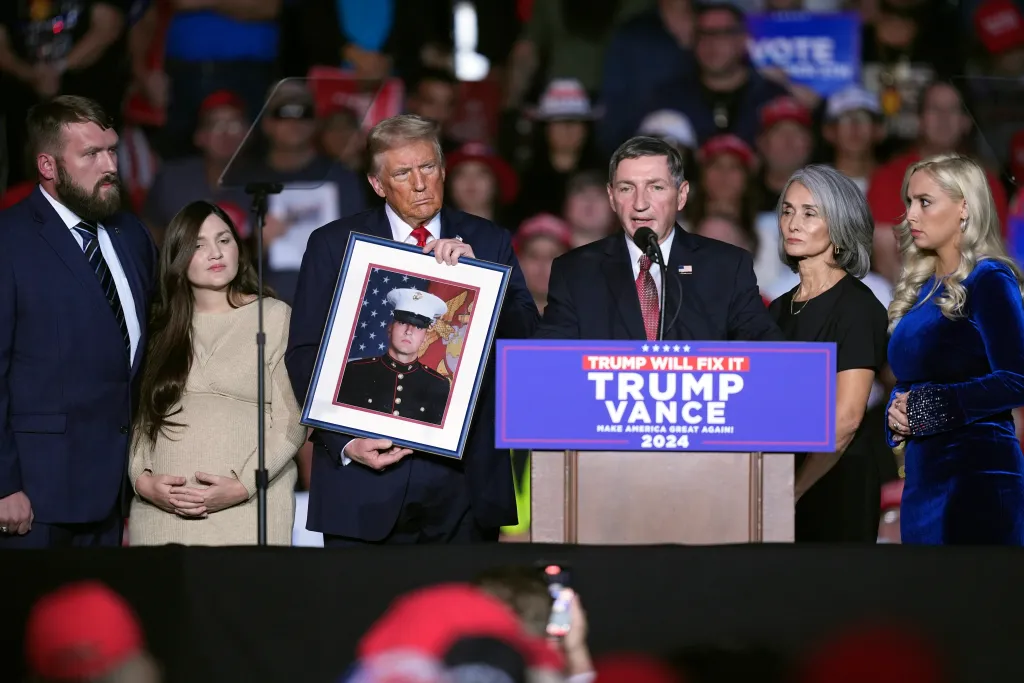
[[530, 451, 794, 544]]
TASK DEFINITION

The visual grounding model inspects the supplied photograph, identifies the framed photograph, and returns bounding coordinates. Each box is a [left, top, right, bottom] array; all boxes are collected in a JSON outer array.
[[301, 232, 512, 459]]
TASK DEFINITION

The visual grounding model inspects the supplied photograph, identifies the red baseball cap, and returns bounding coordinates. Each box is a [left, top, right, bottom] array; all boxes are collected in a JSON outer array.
[[760, 96, 813, 131], [975, 0, 1024, 54], [513, 213, 572, 254], [446, 142, 520, 205], [199, 89, 246, 117], [25, 581, 144, 681], [594, 652, 684, 683], [358, 584, 563, 672], [798, 624, 945, 683], [698, 134, 757, 171]]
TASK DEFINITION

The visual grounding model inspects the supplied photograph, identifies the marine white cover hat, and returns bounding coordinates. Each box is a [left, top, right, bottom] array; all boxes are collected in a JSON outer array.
[[387, 288, 448, 329]]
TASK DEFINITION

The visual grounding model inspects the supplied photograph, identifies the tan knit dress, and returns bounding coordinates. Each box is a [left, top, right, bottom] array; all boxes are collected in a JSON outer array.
[[128, 299, 307, 546]]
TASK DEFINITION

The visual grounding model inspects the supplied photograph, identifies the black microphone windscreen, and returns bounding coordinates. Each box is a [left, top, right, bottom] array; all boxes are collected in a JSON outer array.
[[632, 227, 658, 250]]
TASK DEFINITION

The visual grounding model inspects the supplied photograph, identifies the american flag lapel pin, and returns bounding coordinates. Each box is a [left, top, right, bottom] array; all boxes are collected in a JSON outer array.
[[678, 265, 693, 275]]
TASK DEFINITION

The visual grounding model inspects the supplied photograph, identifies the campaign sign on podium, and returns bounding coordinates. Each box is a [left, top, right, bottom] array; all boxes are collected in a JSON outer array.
[[495, 340, 835, 452]]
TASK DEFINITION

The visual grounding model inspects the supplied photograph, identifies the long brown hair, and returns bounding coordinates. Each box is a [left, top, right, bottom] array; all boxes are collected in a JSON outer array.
[[134, 201, 269, 444]]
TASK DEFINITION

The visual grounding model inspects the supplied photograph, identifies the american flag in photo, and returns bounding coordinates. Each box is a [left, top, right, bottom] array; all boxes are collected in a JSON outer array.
[[349, 268, 431, 361]]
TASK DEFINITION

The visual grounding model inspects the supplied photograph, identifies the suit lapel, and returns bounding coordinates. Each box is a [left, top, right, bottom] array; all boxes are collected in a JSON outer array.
[[370, 206, 396, 239], [665, 227, 707, 341], [104, 218, 147, 373], [31, 191, 108, 301], [601, 236, 647, 341]]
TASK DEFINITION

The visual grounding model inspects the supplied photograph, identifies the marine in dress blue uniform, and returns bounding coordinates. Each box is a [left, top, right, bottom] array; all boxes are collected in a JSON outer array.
[[337, 288, 451, 426]]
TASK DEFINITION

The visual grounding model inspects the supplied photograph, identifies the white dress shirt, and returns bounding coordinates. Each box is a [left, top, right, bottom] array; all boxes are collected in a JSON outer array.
[[339, 205, 443, 465], [625, 229, 675, 298], [386, 202, 441, 245], [39, 187, 142, 365]]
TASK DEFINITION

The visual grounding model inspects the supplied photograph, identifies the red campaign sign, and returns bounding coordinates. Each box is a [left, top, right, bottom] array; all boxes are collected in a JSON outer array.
[[306, 66, 405, 130]]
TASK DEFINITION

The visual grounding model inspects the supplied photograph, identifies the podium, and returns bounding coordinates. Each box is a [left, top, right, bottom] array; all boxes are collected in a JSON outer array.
[[496, 340, 836, 545], [528, 450, 794, 544]]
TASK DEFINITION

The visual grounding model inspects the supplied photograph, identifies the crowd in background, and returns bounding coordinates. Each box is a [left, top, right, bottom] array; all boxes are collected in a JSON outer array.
[[2, 0, 1024, 539]]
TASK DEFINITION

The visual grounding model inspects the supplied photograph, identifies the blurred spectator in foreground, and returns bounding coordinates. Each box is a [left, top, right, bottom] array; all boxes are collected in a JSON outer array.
[[143, 90, 251, 246], [445, 142, 519, 227], [158, 0, 282, 160], [796, 623, 947, 683], [823, 86, 885, 195], [515, 79, 604, 224], [866, 80, 1009, 284], [25, 581, 161, 683], [594, 652, 684, 683], [472, 567, 595, 683], [513, 214, 573, 313], [354, 584, 564, 681], [472, 566, 552, 638], [563, 170, 618, 247], [644, 3, 787, 147], [598, 0, 698, 155], [0, 0, 129, 186]]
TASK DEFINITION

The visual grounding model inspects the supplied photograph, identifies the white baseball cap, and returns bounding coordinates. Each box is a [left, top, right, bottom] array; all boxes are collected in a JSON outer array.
[[637, 110, 697, 150], [826, 86, 882, 121]]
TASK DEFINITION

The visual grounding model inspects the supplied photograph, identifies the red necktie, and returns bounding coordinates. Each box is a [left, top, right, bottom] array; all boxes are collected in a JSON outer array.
[[411, 225, 431, 247], [636, 255, 659, 341]]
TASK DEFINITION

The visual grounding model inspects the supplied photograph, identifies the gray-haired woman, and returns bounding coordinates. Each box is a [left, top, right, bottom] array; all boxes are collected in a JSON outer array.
[[768, 164, 889, 543]]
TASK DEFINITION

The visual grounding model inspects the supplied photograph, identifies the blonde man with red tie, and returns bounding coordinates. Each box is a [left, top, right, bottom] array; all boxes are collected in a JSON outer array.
[[285, 114, 538, 546], [536, 136, 783, 343]]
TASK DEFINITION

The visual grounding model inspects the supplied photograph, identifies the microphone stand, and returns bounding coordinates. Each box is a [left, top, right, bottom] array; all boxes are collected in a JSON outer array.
[[246, 181, 283, 547], [647, 243, 668, 342]]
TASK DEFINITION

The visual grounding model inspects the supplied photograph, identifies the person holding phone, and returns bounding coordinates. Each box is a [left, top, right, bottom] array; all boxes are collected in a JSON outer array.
[[472, 564, 596, 682]]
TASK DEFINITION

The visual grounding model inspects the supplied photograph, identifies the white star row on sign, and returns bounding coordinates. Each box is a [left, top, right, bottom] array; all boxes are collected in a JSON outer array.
[[641, 344, 691, 352]]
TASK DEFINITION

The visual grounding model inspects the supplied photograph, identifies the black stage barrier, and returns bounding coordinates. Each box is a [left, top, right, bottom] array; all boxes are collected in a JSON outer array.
[[1, 544, 1022, 683]]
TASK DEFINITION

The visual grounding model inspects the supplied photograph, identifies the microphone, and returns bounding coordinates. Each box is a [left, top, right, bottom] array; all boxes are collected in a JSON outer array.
[[631, 227, 668, 341], [631, 227, 664, 266]]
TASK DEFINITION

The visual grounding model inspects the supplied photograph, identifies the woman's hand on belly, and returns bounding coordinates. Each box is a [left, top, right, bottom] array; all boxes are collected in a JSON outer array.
[[169, 472, 249, 514], [138, 473, 207, 518]]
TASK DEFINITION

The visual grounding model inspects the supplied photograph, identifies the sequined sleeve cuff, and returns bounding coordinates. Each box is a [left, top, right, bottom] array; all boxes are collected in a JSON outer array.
[[906, 384, 964, 437]]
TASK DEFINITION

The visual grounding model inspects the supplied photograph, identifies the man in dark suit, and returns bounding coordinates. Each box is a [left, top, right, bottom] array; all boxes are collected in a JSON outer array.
[[286, 114, 538, 546], [337, 288, 451, 425], [0, 96, 157, 547], [538, 136, 783, 342]]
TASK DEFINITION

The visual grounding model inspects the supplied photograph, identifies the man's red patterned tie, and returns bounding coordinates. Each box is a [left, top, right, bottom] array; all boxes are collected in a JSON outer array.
[[411, 225, 431, 247], [636, 254, 659, 341]]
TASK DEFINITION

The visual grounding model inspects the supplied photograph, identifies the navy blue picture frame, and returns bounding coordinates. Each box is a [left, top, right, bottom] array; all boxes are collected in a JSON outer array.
[[299, 231, 512, 459]]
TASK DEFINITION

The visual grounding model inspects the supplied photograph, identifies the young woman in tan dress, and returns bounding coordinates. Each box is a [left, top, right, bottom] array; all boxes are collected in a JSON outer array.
[[129, 201, 307, 545]]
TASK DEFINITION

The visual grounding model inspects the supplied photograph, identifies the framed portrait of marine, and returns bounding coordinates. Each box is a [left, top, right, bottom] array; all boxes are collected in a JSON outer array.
[[300, 232, 512, 459]]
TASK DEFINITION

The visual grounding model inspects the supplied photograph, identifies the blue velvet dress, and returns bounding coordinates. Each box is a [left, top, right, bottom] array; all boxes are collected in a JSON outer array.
[[887, 259, 1024, 545]]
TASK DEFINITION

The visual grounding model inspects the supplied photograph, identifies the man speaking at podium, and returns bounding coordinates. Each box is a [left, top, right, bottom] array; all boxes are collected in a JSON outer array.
[[286, 115, 538, 546], [537, 136, 783, 342]]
